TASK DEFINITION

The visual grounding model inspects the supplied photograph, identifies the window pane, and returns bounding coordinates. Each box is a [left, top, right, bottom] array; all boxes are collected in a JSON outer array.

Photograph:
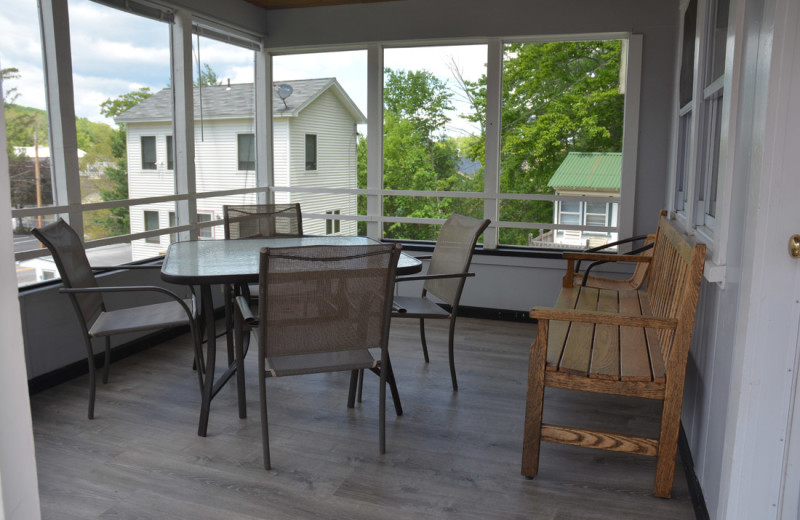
[[166, 135, 173, 170], [141, 136, 156, 169], [273, 50, 366, 235], [237, 133, 254, 170], [707, 0, 730, 85], [193, 33, 256, 198], [197, 212, 213, 239], [4, 0, 57, 285], [382, 44, 487, 241], [679, 0, 698, 107], [67, 0, 172, 265], [144, 210, 160, 243], [305, 134, 317, 170], [498, 40, 625, 247]]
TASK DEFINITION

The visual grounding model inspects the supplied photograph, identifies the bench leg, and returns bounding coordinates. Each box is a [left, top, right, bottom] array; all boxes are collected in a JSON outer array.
[[522, 319, 549, 478], [653, 374, 686, 498]]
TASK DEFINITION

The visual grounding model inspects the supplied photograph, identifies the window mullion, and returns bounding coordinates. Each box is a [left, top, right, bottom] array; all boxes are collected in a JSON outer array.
[[39, 0, 83, 235], [482, 38, 503, 250], [170, 11, 197, 241], [366, 44, 383, 240]]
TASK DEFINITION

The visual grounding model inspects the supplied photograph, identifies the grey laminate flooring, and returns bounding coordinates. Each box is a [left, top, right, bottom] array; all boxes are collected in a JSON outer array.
[[31, 317, 696, 519]]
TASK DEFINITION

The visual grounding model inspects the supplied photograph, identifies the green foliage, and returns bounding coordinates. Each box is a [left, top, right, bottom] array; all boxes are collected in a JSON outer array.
[[463, 40, 624, 245], [100, 87, 153, 119], [89, 88, 155, 236], [196, 64, 221, 86], [375, 69, 483, 240]]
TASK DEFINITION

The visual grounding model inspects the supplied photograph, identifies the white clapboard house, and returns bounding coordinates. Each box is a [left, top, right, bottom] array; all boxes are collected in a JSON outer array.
[[116, 78, 364, 260]]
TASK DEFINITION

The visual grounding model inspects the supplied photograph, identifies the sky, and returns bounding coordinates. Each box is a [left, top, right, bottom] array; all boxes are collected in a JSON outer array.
[[1, 0, 485, 136]]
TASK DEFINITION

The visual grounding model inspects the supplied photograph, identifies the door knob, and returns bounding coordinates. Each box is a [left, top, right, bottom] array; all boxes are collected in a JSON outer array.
[[791, 235, 800, 258]]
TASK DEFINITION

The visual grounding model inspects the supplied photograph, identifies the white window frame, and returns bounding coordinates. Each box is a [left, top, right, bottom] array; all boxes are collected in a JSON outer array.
[[268, 33, 641, 250], [141, 135, 157, 170], [143, 210, 161, 244], [305, 133, 317, 171], [667, 0, 740, 282]]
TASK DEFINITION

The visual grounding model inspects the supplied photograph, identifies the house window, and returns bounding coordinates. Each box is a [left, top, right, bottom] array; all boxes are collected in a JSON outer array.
[[305, 134, 317, 170], [237, 134, 255, 171], [326, 210, 341, 234], [141, 136, 156, 170], [197, 212, 213, 239], [166, 135, 174, 170], [144, 211, 160, 244], [41, 270, 56, 280]]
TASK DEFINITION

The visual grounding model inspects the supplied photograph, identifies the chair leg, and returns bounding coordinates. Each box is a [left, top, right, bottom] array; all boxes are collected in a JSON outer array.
[[384, 356, 403, 416], [521, 319, 549, 479], [419, 318, 430, 363], [347, 370, 359, 408], [448, 316, 458, 391], [102, 336, 111, 385], [357, 368, 364, 403], [233, 308, 247, 420], [260, 374, 271, 470], [87, 356, 96, 420]]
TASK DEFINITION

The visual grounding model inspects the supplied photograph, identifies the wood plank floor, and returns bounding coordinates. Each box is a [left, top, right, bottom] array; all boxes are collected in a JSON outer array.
[[31, 318, 696, 519]]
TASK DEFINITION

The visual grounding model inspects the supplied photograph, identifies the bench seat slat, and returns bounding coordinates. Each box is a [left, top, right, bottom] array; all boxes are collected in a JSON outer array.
[[547, 287, 580, 370], [618, 290, 653, 382], [559, 288, 600, 375], [589, 289, 620, 380]]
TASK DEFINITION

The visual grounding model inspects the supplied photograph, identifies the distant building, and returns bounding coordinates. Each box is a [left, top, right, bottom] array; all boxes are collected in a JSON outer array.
[[530, 151, 620, 248], [116, 78, 365, 259]]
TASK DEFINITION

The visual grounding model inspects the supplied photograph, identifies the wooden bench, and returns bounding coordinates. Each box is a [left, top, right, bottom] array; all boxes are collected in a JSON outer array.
[[521, 211, 705, 498]]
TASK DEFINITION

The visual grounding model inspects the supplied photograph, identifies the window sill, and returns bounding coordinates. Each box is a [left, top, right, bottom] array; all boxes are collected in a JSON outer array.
[[704, 258, 726, 287]]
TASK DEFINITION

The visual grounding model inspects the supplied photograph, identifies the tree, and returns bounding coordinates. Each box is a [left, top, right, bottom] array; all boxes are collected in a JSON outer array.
[[196, 64, 221, 86], [371, 68, 482, 240], [89, 87, 154, 237], [462, 40, 624, 245]]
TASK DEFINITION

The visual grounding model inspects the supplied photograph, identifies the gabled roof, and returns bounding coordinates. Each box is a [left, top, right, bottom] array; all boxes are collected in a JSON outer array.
[[115, 78, 366, 124], [547, 152, 621, 191]]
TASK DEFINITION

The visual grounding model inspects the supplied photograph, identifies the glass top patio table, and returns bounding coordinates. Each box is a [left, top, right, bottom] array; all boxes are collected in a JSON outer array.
[[160, 235, 421, 437], [161, 235, 422, 284]]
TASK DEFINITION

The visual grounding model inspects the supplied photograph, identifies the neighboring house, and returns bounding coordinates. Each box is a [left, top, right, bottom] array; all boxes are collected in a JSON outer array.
[[531, 151, 620, 248], [116, 78, 364, 260]]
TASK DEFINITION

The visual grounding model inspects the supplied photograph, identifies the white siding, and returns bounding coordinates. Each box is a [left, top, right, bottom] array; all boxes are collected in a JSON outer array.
[[127, 88, 359, 260], [286, 89, 358, 236]]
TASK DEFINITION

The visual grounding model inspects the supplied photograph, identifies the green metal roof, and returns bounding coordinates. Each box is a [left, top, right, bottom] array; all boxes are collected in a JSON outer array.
[[547, 152, 621, 191]]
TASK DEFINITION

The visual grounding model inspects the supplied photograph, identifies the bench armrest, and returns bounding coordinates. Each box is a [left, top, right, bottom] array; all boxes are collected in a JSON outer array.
[[530, 306, 677, 330]]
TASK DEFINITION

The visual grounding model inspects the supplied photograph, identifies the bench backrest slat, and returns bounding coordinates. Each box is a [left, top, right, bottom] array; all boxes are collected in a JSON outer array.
[[646, 213, 706, 365]]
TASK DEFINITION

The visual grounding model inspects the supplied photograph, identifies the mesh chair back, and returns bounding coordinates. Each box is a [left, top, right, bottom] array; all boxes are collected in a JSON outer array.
[[258, 244, 400, 359], [32, 218, 104, 324], [424, 214, 490, 305], [223, 203, 303, 239]]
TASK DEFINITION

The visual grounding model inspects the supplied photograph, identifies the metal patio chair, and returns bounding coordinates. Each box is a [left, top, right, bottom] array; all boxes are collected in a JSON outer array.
[[391, 213, 490, 391], [233, 243, 402, 469], [33, 218, 202, 419]]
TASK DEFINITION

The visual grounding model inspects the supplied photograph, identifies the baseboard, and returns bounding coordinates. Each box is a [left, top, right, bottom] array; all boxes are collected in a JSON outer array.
[[679, 424, 710, 520], [455, 305, 536, 323], [27, 325, 192, 395]]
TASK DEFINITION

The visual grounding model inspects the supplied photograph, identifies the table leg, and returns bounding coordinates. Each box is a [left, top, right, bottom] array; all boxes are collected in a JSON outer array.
[[198, 284, 216, 437]]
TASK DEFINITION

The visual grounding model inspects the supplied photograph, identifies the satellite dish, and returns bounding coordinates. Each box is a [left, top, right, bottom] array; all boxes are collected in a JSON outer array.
[[273, 83, 293, 109]]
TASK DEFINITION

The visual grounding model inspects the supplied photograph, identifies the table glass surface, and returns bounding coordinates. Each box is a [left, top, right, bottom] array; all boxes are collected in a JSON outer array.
[[161, 236, 421, 284]]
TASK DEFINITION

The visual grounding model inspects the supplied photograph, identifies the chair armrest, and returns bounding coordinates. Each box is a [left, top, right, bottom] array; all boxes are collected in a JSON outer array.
[[234, 295, 258, 326], [529, 306, 677, 329], [60, 285, 196, 319], [91, 264, 162, 272], [562, 252, 652, 263], [395, 272, 475, 282]]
